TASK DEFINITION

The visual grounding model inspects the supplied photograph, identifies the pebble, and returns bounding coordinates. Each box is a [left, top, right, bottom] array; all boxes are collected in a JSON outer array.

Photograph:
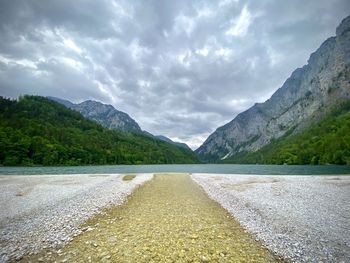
[[200, 255, 209, 262]]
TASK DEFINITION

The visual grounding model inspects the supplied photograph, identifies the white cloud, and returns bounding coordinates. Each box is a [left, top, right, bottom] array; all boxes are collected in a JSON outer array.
[[0, 55, 37, 69], [174, 14, 195, 36], [215, 47, 232, 58], [130, 39, 151, 61], [59, 57, 83, 71], [195, 47, 209, 57], [225, 5, 252, 37], [267, 46, 283, 67], [219, 0, 239, 8], [63, 38, 82, 54]]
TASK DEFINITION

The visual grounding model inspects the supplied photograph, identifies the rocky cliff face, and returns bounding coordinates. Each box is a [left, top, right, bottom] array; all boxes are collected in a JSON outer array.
[[196, 16, 350, 161], [48, 97, 141, 132]]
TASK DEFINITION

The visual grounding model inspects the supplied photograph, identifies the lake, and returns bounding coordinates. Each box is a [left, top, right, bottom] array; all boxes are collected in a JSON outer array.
[[0, 164, 350, 175]]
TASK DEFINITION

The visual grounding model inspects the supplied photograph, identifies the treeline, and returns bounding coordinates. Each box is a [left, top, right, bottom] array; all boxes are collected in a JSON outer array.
[[223, 101, 350, 165], [0, 96, 199, 166]]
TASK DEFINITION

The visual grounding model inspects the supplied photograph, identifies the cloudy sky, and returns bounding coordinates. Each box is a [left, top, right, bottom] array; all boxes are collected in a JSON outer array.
[[0, 0, 349, 149]]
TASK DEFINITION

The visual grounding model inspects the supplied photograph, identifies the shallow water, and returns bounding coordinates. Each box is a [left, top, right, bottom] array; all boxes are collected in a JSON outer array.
[[1, 164, 350, 175], [21, 174, 281, 262]]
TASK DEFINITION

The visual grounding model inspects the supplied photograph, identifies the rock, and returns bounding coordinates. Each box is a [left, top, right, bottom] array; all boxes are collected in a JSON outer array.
[[103, 255, 111, 260], [91, 241, 98, 247], [82, 226, 94, 232], [200, 255, 209, 262]]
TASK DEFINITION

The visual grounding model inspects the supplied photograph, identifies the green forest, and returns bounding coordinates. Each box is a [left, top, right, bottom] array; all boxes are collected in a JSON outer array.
[[223, 101, 350, 165], [0, 96, 199, 166]]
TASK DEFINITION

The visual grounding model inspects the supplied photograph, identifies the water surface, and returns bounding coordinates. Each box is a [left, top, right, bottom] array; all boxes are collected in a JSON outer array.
[[1, 164, 349, 175]]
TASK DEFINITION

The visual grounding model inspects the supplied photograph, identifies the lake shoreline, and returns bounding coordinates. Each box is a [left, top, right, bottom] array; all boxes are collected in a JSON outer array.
[[1, 173, 349, 262], [19, 174, 280, 263], [1, 164, 350, 175]]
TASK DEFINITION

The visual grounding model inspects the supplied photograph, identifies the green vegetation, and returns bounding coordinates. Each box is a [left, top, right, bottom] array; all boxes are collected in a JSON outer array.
[[122, 174, 136, 181], [223, 101, 350, 165], [0, 96, 199, 166]]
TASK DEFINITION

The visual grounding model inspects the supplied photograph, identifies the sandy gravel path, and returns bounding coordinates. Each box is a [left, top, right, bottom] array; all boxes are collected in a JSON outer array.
[[21, 173, 279, 263]]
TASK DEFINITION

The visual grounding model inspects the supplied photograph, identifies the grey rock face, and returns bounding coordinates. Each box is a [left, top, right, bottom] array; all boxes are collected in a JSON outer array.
[[48, 97, 141, 132], [74, 100, 141, 132], [196, 16, 350, 161]]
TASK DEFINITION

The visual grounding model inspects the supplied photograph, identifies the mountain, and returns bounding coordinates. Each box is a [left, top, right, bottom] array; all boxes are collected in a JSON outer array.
[[48, 97, 141, 133], [49, 97, 192, 149], [223, 101, 350, 165], [155, 135, 191, 150], [196, 15, 350, 161], [0, 96, 199, 166]]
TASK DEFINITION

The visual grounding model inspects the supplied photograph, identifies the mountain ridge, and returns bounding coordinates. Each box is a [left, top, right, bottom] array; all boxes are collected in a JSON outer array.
[[196, 15, 350, 161], [48, 96, 141, 133], [155, 135, 191, 150], [222, 100, 350, 165], [0, 96, 199, 166], [48, 96, 192, 150]]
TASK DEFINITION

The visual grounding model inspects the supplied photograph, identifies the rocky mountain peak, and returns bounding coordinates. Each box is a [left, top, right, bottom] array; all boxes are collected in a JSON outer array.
[[336, 15, 350, 37], [48, 97, 141, 132], [196, 15, 350, 161]]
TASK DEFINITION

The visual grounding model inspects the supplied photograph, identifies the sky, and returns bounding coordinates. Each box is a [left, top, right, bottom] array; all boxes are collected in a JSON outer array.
[[0, 1, 349, 149]]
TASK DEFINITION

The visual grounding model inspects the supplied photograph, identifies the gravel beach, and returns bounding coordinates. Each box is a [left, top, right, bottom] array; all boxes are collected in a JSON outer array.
[[1, 173, 349, 263], [0, 173, 153, 262], [20, 174, 279, 263], [192, 174, 350, 263]]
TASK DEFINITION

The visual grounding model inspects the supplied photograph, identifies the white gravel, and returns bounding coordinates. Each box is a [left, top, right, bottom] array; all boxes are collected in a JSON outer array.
[[192, 173, 350, 263], [0, 173, 153, 262]]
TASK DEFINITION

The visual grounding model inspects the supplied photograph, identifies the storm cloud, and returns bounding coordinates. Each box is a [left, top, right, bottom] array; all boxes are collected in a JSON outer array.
[[0, 0, 349, 149]]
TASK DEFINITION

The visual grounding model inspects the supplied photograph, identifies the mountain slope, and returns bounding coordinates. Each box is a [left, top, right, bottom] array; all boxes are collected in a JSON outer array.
[[0, 96, 199, 166], [196, 15, 350, 161], [48, 97, 141, 132], [155, 135, 191, 150], [49, 97, 192, 149], [223, 101, 350, 165]]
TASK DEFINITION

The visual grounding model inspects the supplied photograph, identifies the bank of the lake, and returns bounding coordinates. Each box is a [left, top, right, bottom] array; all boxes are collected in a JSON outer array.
[[1, 171, 350, 262], [20, 174, 280, 263]]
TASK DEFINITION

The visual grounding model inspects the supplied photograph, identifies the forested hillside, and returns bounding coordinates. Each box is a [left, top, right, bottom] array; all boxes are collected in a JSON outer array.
[[223, 101, 350, 165], [0, 96, 199, 166]]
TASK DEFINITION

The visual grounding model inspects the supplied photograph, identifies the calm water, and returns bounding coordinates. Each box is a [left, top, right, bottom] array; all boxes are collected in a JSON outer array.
[[0, 164, 350, 175]]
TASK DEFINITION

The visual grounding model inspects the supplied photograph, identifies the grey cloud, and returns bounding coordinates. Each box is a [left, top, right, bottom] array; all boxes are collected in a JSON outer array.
[[0, 0, 349, 149]]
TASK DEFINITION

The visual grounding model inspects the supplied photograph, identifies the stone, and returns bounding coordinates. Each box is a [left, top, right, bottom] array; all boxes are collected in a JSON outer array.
[[200, 255, 209, 262]]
